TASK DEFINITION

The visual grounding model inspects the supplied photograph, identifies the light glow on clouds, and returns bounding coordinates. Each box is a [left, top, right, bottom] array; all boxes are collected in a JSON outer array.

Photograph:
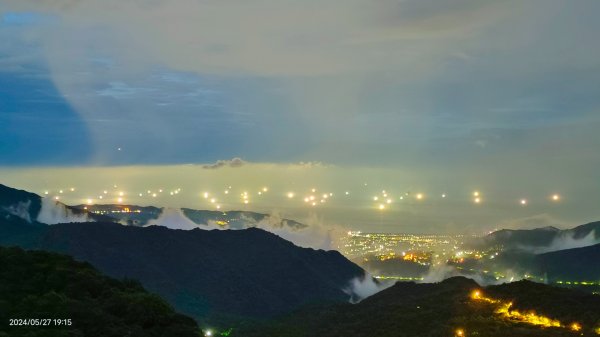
[[1, 1, 600, 232]]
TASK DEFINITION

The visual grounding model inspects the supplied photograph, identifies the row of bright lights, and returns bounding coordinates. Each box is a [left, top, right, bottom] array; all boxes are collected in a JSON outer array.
[[44, 186, 563, 210]]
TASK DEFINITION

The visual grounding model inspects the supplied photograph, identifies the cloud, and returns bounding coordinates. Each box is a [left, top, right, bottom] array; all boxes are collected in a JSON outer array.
[[344, 274, 394, 302], [202, 157, 246, 169], [37, 197, 93, 224]]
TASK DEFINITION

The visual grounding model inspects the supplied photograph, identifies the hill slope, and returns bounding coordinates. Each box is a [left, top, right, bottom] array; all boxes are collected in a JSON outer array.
[[0, 220, 365, 324], [0, 246, 199, 337], [238, 277, 600, 337]]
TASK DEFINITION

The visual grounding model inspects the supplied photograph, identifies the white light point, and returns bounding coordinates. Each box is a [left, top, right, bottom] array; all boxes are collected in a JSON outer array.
[[520, 199, 527, 205], [287, 192, 295, 199]]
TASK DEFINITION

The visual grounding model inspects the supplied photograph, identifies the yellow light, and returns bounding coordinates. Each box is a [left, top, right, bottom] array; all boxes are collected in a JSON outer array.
[[386, 199, 392, 204], [520, 199, 527, 205], [216, 205, 221, 209], [86, 199, 93, 205], [70, 188, 75, 192], [442, 194, 446, 198], [54, 196, 60, 200], [474, 197, 481, 204], [310, 196, 315, 201], [304, 197, 309, 202], [203, 192, 209, 198], [379, 204, 385, 210], [44, 191, 49, 195], [152, 193, 157, 197], [570, 323, 581, 332], [473, 191, 480, 197], [119, 191, 124, 196], [244, 200, 249, 204], [263, 187, 268, 192], [416, 193, 423, 200], [117, 197, 123, 203], [59, 190, 63, 194], [210, 198, 216, 203], [224, 190, 229, 194], [345, 191, 350, 195], [552, 194, 560, 201], [287, 192, 295, 199], [455, 328, 464, 337], [373, 196, 379, 201]]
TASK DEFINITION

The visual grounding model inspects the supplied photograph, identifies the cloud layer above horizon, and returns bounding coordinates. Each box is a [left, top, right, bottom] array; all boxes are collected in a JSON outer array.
[[1, 1, 599, 231]]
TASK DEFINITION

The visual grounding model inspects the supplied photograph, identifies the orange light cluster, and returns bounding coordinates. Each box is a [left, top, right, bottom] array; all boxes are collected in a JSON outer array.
[[470, 290, 582, 331]]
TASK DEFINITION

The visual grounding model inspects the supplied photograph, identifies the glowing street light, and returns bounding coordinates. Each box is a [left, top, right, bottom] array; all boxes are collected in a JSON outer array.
[[520, 199, 527, 206], [551, 194, 560, 201]]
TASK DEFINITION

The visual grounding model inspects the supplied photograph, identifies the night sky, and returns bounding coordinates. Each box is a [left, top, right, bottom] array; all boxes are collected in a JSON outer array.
[[1, 1, 599, 233]]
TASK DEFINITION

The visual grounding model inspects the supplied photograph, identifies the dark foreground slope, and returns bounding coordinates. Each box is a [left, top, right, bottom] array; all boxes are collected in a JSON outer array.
[[238, 277, 600, 337], [0, 220, 365, 324], [0, 246, 199, 337]]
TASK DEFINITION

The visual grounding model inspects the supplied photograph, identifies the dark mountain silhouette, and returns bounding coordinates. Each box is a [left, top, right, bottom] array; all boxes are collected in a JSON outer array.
[[0, 209, 365, 326], [468, 221, 600, 251], [0, 246, 199, 337], [0, 184, 113, 224], [69, 203, 306, 229], [534, 243, 600, 282], [238, 277, 600, 337]]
